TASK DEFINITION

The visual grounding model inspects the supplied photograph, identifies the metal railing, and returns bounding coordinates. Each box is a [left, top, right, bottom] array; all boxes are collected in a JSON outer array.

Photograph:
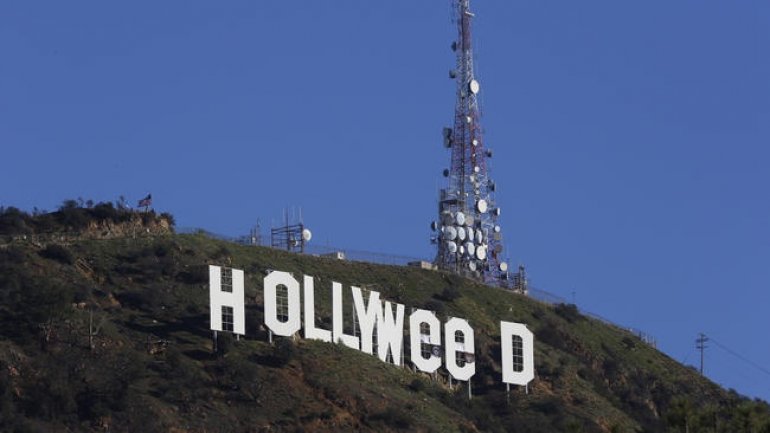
[[176, 227, 426, 267]]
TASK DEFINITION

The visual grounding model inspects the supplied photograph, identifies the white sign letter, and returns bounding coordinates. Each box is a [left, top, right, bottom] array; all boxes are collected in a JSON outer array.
[[333, 282, 360, 350], [500, 321, 535, 386], [209, 266, 245, 335], [303, 275, 331, 342], [264, 271, 301, 337], [445, 317, 475, 381], [409, 309, 441, 373], [377, 301, 405, 365], [352, 286, 382, 355]]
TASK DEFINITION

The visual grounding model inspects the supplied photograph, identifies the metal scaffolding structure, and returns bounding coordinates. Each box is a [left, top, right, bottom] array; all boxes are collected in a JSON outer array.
[[271, 209, 312, 254]]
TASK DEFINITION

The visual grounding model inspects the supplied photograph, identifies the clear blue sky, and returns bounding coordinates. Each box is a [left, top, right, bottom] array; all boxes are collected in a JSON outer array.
[[2, 1, 769, 401]]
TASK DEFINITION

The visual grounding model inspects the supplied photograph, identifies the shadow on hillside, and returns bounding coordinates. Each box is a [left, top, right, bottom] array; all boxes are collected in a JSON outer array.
[[183, 348, 213, 361], [122, 313, 211, 341]]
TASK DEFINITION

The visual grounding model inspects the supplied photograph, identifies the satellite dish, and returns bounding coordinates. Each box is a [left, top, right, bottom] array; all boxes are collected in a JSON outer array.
[[494, 225, 501, 233], [443, 127, 453, 138], [468, 261, 477, 271], [468, 174, 475, 183], [493, 232, 502, 241], [431, 221, 438, 231], [431, 345, 442, 357], [494, 244, 503, 254], [451, 41, 458, 51], [465, 116, 472, 124], [446, 241, 457, 253], [443, 169, 450, 177], [473, 166, 481, 173], [457, 227, 467, 241], [302, 229, 312, 242], [455, 212, 466, 226], [476, 199, 488, 214], [445, 226, 457, 240], [442, 213, 454, 225], [465, 242, 475, 257], [475, 229, 484, 243], [493, 208, 502, 217], [444, 137, 452, 148], [465, 215, 474, 226], [469, 79, 480, 94], [449, 69, 458, 79], [488, 181, 496, 191], [486, 149, 493, 158], [459, 245, 465, 255], [472, 139, 479, 146], [499, 262, 509, 272], [475, 246, 487, 260]]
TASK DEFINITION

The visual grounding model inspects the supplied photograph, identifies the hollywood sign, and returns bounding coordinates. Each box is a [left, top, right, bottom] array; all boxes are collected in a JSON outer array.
[[209, 266, 534, 386]]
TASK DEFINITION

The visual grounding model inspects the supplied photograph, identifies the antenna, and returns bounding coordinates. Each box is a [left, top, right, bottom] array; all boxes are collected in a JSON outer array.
[[249, 219, 262, 246], [432, 0, 511, 287], [271, 207, 312, 254]]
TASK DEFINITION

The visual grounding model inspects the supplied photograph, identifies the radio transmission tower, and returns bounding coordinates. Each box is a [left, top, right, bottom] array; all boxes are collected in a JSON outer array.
[[431, 0, 513, 288]]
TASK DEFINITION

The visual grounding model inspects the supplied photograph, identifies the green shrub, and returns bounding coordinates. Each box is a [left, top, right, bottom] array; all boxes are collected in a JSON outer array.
[[39, 244, 74, 265], [371, 407, 413, 429], [554, 303, 582, 323], [424, 299, 446, 315], [622, 336, 637, 350], [91, 202, 119, 221], [438, 286, 461, 302], [271, 338, 296, 367], [176, 266, 209, 285], [160, 212, 176, 227], [216, 332, 235, 356], [0, 206, 31, 235], [408, 378, 425, 392]]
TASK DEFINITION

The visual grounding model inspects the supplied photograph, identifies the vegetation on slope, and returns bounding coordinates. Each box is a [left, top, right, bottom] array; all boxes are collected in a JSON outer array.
[[0, 210, 769, 432], [0, 199, 174, 238]]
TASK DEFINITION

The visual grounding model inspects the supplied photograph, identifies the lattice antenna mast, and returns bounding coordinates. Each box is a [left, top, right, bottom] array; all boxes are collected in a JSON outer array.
[[431, 0, 512, 287]]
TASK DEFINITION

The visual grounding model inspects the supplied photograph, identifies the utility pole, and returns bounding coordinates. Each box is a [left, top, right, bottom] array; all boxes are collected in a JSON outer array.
[[696, 333, 709, 375]]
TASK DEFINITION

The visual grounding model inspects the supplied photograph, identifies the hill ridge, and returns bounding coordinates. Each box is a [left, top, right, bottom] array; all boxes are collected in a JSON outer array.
[[0, 209, 769, 432]]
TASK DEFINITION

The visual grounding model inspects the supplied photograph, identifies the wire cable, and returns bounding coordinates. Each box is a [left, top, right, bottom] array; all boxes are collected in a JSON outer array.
[[707, 335, 770, 379], [681, 348, 696, 366]]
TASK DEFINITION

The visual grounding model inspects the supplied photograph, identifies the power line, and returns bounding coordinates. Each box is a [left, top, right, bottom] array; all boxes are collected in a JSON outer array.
[[681, 348, 697, 366], [708, 335, 770, 379]]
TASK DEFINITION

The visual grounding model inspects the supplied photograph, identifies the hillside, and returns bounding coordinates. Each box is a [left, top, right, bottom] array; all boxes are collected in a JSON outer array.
[[1, 209, 769, 432]]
